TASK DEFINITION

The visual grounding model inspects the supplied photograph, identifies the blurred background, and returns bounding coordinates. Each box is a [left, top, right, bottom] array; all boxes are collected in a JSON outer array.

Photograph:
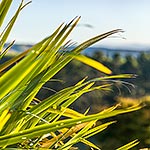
[[2, 0, 150, 149]]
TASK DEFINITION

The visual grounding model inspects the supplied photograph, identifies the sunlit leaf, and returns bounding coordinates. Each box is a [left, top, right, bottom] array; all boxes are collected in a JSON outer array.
[[74, 54, 112, 74], [117, 139, 139, 150], [0, 0, 13, 27], [0, 0, 30, 53]]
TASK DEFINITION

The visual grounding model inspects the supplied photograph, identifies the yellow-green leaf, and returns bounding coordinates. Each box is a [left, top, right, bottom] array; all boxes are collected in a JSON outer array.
[[117, 139, 139, 150], [74, 54, 112, 74]]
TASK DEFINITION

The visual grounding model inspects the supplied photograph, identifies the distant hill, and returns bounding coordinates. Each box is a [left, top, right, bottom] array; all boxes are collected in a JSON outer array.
[[5, 43, 150, 57], [83, 46, 150, 57], [4, 43, 33, 55]]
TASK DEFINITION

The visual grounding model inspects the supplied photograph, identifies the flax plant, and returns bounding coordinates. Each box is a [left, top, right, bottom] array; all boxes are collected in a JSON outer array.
[[0, 0, 141, 149]]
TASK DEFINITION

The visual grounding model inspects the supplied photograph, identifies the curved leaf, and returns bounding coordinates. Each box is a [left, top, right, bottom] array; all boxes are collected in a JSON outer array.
[[74, 54, 112, 74]]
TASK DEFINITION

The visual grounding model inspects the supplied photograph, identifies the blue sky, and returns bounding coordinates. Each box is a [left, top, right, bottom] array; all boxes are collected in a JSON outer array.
[[6, 0, 150, 47]]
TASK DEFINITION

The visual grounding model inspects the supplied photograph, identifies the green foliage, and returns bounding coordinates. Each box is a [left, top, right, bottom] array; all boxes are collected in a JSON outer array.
[[0, 0, 142, 149]]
